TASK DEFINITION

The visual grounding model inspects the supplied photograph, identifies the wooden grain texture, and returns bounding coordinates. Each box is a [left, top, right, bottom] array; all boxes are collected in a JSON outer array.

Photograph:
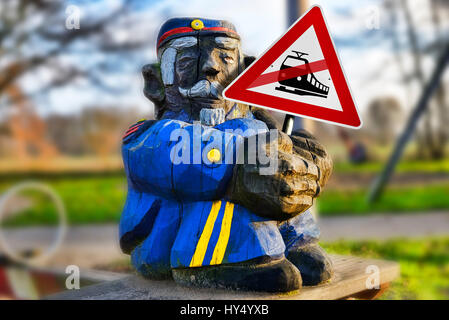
[[126, 17, 336, 288], [48, 255, 400, 300]]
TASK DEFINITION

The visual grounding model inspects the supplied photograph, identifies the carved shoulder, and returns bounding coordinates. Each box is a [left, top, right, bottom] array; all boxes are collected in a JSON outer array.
[[122, 119, 157, 144]]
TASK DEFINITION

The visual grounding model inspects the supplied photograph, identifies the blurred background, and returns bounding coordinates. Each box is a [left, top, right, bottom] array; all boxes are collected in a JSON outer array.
[[0, 0, 448, 299]]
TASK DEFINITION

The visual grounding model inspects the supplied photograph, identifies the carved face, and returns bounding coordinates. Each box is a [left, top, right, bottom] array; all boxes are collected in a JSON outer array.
[[143, 35, 251, 120]]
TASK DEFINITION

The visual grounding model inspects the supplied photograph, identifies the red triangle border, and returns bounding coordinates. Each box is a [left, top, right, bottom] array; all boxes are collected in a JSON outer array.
[[223, 6, 362, 129]]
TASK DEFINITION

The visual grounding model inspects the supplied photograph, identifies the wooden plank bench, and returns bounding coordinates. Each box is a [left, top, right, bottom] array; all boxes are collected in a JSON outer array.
[[48, 255, 400, 300]]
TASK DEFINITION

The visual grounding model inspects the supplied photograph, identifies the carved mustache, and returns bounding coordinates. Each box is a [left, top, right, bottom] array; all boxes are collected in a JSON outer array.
[[178, 80, 223, 99]]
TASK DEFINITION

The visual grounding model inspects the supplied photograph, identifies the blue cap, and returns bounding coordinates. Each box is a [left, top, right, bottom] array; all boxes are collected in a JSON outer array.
[[157, 17, 240, 49]]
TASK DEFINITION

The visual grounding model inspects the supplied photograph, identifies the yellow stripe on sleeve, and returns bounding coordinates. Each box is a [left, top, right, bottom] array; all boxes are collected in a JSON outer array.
[[210, 202, 234, 265], [189, 201, 222, 267]]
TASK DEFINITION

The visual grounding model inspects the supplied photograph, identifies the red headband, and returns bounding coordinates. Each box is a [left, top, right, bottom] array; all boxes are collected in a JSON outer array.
[[157, 27, 239, 49]]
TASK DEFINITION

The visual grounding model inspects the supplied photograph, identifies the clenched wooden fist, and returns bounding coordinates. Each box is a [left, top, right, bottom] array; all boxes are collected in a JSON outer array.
[[227, 129, 333, 221]]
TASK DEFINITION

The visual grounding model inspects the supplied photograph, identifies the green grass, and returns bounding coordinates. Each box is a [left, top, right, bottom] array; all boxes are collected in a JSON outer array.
[[334, 158, 449, 174], [318, 182, 449, 216], [321, 237, 449, 300], [1, 162, 449, 226], [0, 175, 126, 226]]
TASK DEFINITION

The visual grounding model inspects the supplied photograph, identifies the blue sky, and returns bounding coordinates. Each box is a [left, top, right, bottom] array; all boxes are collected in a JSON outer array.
[[21, 0, 447, 121]]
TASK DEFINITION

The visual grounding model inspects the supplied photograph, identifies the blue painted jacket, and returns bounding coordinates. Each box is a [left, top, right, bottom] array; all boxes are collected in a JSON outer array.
[[119, 116, 319, 277]]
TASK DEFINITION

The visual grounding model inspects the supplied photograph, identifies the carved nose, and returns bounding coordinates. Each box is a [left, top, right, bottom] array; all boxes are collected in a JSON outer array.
[[202, 59, 220, 77], [204, 68, 219, 77]]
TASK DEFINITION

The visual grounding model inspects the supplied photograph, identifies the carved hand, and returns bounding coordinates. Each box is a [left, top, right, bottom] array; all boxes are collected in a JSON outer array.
[[227, 129, 333, 221]]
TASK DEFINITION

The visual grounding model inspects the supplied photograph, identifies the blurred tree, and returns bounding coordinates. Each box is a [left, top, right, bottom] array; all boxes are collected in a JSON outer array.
[[0, 0, 148, 94], [4, 85, 58, 159], [366, 96, 404, 145], [0, 0, 151, 159], [385, 0, 449, 159], [45, 113, 85, 155], [79, 106, 142, 157], [44, 106, 145, 157], [429, 0, 449, 158]]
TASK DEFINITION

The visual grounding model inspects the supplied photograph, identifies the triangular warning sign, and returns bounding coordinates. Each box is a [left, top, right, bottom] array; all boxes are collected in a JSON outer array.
[[223, 6, 362, 129]]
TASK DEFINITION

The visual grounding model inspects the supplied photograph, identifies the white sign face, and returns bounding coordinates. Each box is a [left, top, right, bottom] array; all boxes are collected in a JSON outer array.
[[248, 26, 342, 112]]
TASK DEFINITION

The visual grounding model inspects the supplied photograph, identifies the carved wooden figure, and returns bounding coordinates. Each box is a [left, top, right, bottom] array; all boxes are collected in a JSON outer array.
[[119, 18, 334, 292]]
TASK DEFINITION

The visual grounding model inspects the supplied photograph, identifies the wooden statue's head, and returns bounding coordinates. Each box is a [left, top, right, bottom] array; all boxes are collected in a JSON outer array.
[[142, 18, 255, 120]]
